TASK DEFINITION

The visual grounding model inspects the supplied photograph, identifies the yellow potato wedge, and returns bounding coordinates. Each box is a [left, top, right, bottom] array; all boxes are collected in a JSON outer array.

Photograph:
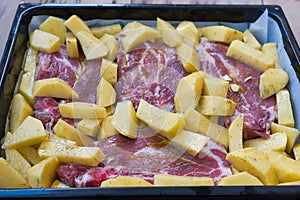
[[199, 25, 243, 44], [174, 72, 203, 113], [226, 40, 274, 71], [77, 118, 101, 137], [96, 78, 116, 107], [202, 74, 229, 97], [176, 43, 200, 73], [100, 59, 118, 86], [228, 114, 244, 152], [39, 16, 66, 43], [218, 171, 263, 186], [198, 95, 236, 116], [27, 156, 59, 188], [157, 17, 183, 48], [2, 116, 48, 149], [137, 99, 184, 139], [23, 46, 38, 72], [38, 141, 103, 167], [97, 115, 119, 140], [278, 181, 300, 186], [226, 148, 278, 185], [30, 29, 60, 53], [276, 89, 294, 127], [176, 21, 200, 47], [113, 101, 139, 139], [243, 29, 261, 50], [293, 144, 300, 160], [154, 174, 214, 186], [19, 70, 35, 105], [66, 32, 79, 58], [33, 77, 79, 99], [262, 43, 281, 69], [18, 146, 42, 165], [59, 102, 106, 119], [5, 149, 31, 179], [0, 157, 29, 188], [259, 68, 289, 99], [9, 93, 33, 133], [51, 180, 70, 188], [64, 15, 92, 36], [101, 176, 153, 187], [99, 33, 118, 61], [91, 24, 122, 38]]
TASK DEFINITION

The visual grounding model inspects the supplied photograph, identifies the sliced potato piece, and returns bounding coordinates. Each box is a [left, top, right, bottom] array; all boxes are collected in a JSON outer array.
[[100, 59, 118, 86], [96, 78, 116, 107], [113, 101, 139, 139], [293, 144, 300, 160], [38, 141, 103, 167], [176, 43, 200, 73], [243, 29, 261, 50], [97, 115, 119, 140], [174, 72, 203, 113], [30, 29, 60, 53], [76, 31, 108, 60], [51, 180, 70, 188], [228, 114, 244, 152], [19, 70, 35, 105], [0, 157, 29, 188], [270, 122, 299, 154], [64, 15, 92, 36], [99, 33, 118, 61], [9, 93, 33, 133], [157, 17, 183, 48], [226, 148, 278, 185], [77, 118, 101, 137], [91, 24, 122, 38], [226, 40, 274, 71], [259, 68, 289, 99], [198, 95, 236, 116], [154, 174, 214, 186], [23, 46, 38, 72], [262, 43, 281, 69], [27, 156, 59, 188], [243, 132, 287, 151], [176, 21, 200, 47], [39, 16, 66, 43], [59, 102, 106, 119], [66, 32, 79, 58], [276, 89, 294, 127], [137, 99, 184, 139], [5, 149, 31, 179], [33, 78, 79, 99], [218, 171, 263, 186], [122, 24, 160, 52], [202, 74, 229, 97], [170, 130, 209, 156], [2, 116, 48, 149], [278, 181, 300, 186], [18, 146, 42, 165], [101, 176, 153, 187], [199, 25, 243, 44]]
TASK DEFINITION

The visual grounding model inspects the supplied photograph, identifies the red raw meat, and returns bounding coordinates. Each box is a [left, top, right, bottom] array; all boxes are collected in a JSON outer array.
[[196, 38, 277, 139]]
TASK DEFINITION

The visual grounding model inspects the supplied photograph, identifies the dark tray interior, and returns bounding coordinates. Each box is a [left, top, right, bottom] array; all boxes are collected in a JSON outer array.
[[0, 3, 300, 199]]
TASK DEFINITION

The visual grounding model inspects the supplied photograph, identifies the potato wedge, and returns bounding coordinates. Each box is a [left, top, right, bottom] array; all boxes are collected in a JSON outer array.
[[96, 78, 116, 107], [243, 132, 287, 151], [5, 149, 31, 179], [27, 156, 59, 188], [66, 32, 79, 58], [270, 122, 299, 154], [51, 180, 70, 188], [202, 75, 229, 97], [243, 29, 261, 50], [176, 21, 200, 47], [39, 16, 66, 43], [59, 102, 106, 119], [170, 130, 209, 156], [176, 43, 200, 73], [226, 148, 278, 185], [100, 59, 118, 86], [199, 25, 243, 44], [218, 171, 263, 186], [18, 146, 42, 165], [97, 115, 119, 140], [19, 71, 35, 105], [101, 176, 153, 187], [0, 157, 29, 188], [23, 46, 37, 72], [9, 93, 33, 133], [259, 68, 289, 99], [293, 144, 300, 160], [157, 17, 183, 48], [99, 33, 118, 61], [33, 78, 79, 99], [174, 72, 203, 113], [276, 89, 294, 127], [64, 15, 92, 36], [137, 99, 184, 139], [154, 174, 214, 186], [226, 40, 274, 71], [77, 118, 101, 137], [228, 114, 244, 152], [113, 101, 139, 139], [262, 43, 281, 69], [198, 95, 236, 116], [91, 24, 122, 38], [2, 116, 48, 149], [30, 29, 60, 53], [38, 141, 104, 167]]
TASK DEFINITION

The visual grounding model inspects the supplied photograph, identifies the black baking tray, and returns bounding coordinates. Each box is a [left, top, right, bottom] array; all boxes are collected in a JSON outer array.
[[1, 3, 300, 199]]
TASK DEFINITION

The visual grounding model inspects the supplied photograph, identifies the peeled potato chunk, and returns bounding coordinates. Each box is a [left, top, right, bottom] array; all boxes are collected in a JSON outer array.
[[176, 43, 200, 73], [157, 17, 183, 48], [259, 68, 289, 99], [198, 95, 236, 116], [64, 15, 93, 36], [276, 89, 294, 127], [218, 171, 263, 186], [96, 78, 116, 107], [176, 21, 200, 47], [91, 23, 122, 38], [19, 70, 35, 105], [33, 77, 79, 99], [59, 102, 106, 119], [228, 114, 244, 152], [66, 32, 79, 58], [30, 29, 60, 53], [154, 174, 214, 186], [243, 29, 261, 50], [101, 176, 153, 187], [97, 115, 119, 140], [39, 16, 66, 43], [100, 59, 118, 86], [99, 33, 119, 61]]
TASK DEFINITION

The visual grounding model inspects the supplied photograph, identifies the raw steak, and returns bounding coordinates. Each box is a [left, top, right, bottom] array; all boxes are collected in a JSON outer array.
[[116, 41, 188, 112], [57, 127, 232, 187], [196, 38, 277, 139]]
